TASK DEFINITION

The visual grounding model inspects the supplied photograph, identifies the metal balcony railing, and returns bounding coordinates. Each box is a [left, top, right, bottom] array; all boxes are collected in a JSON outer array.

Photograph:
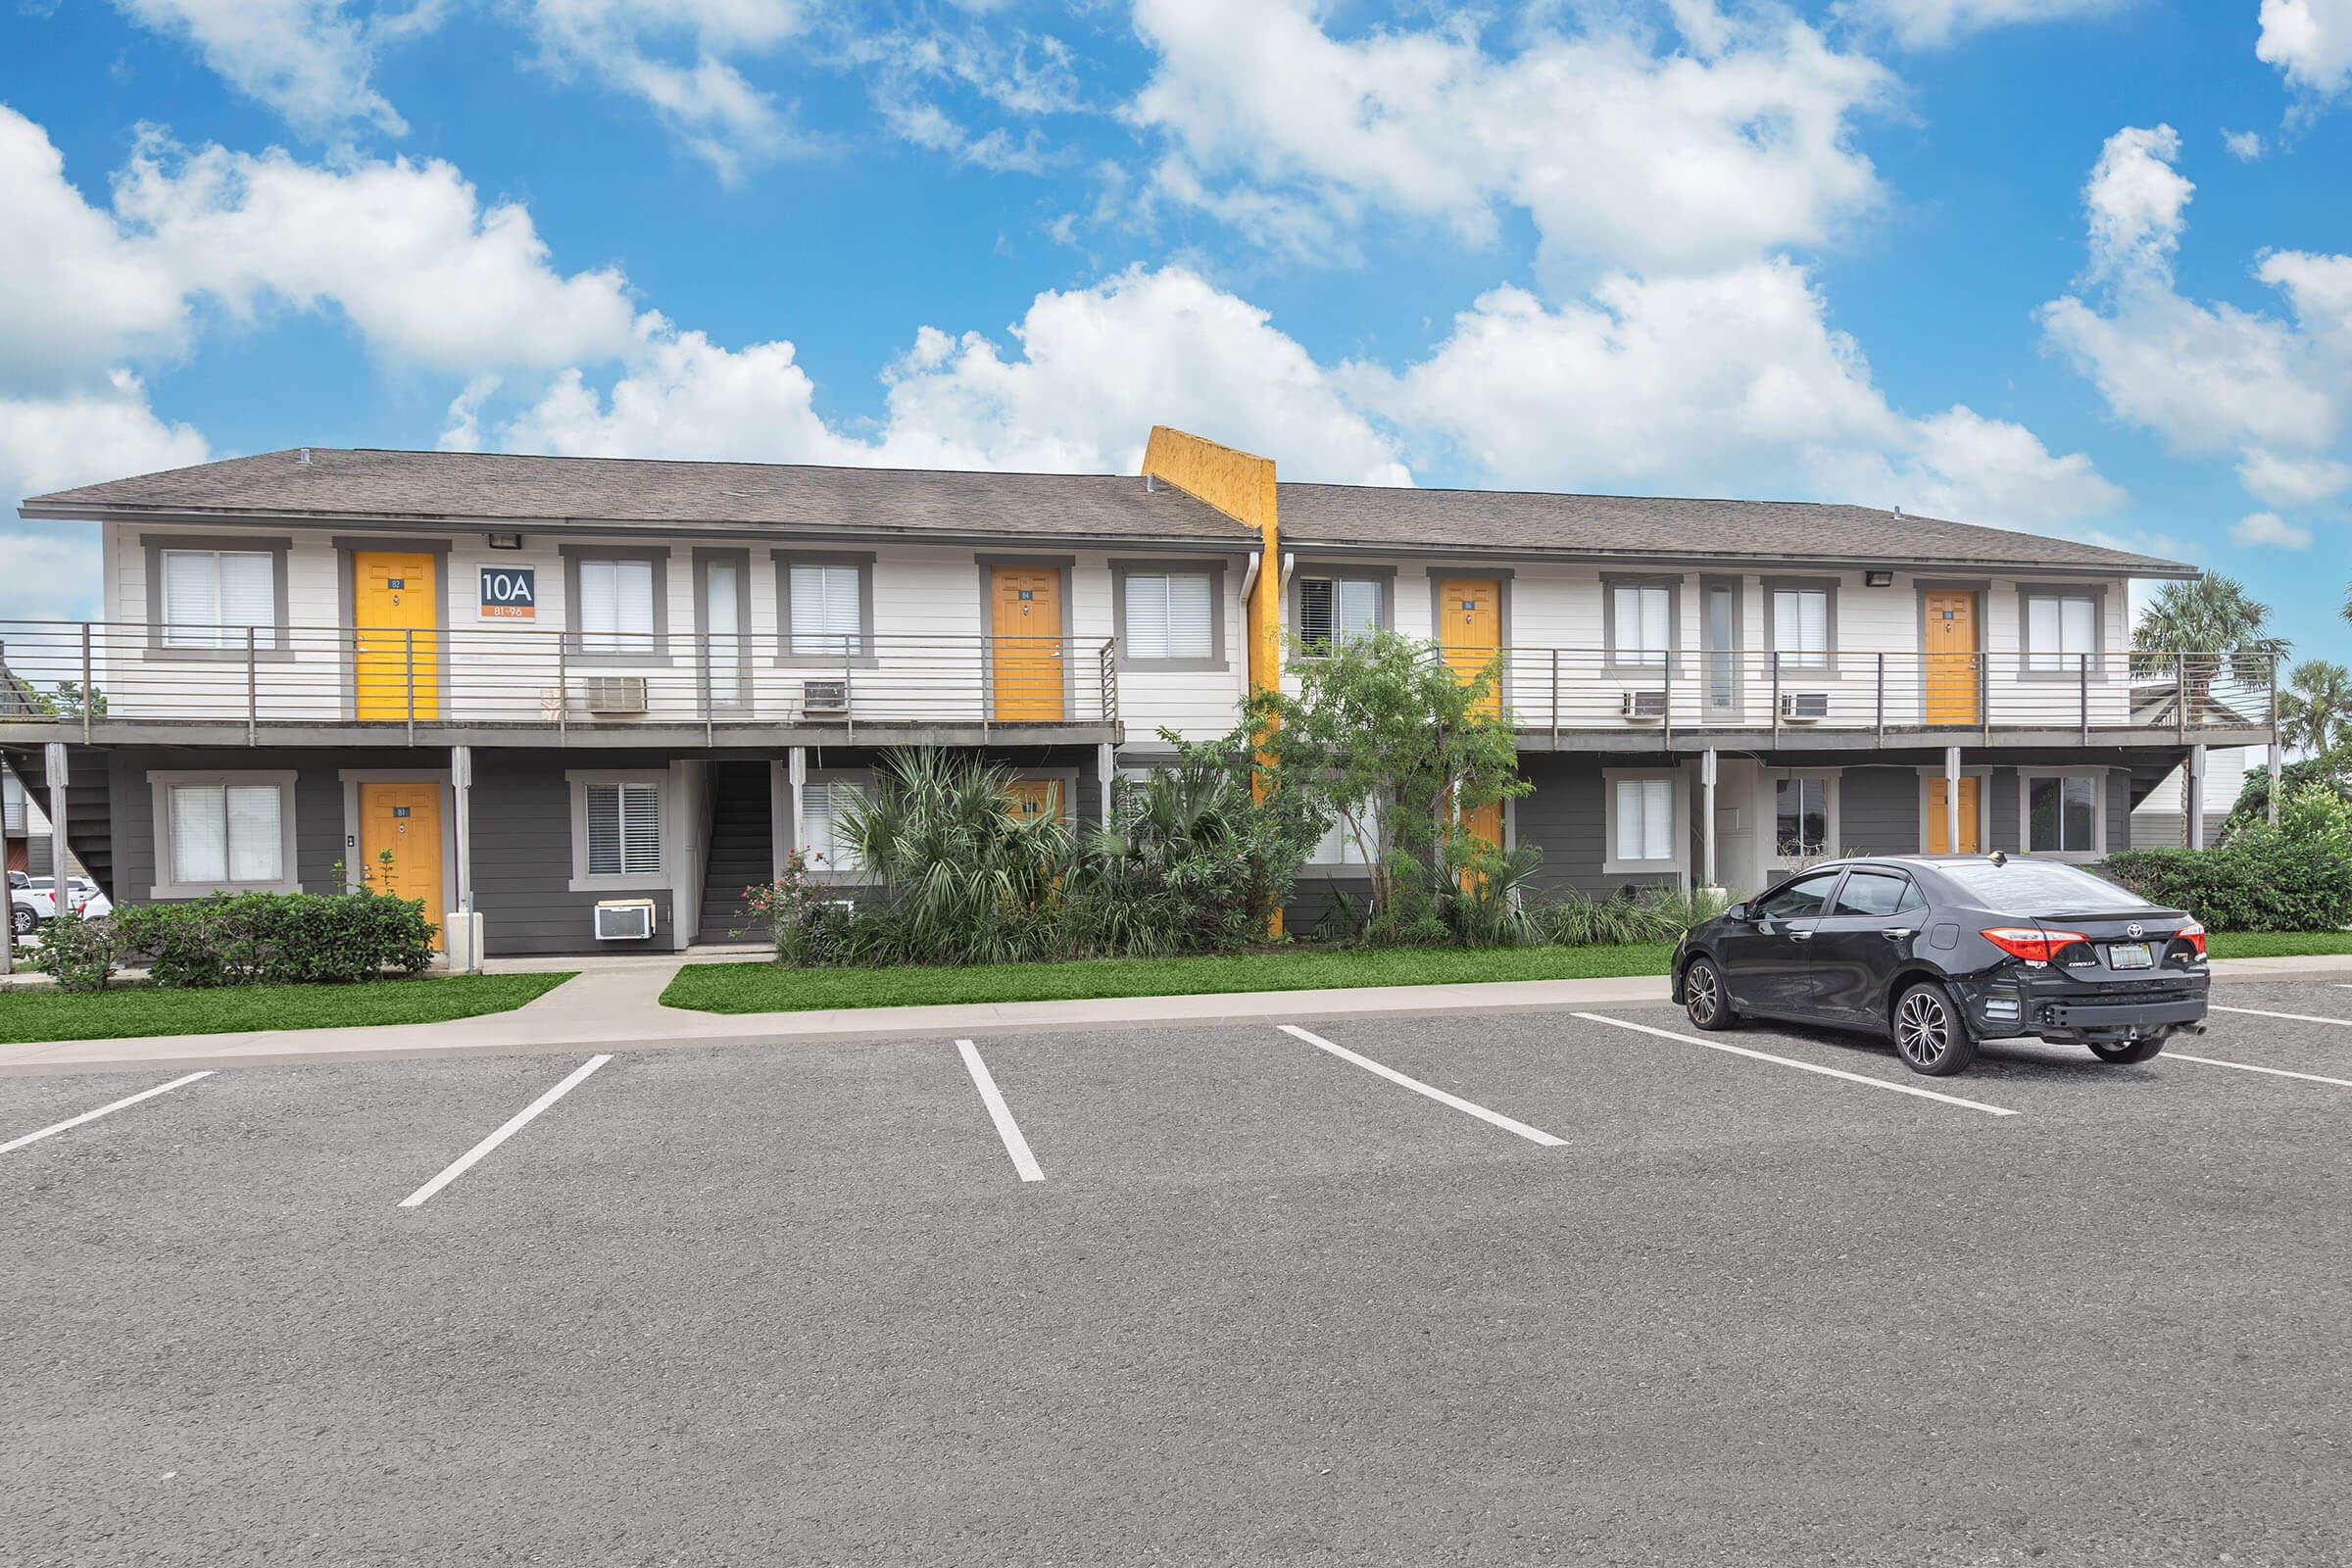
[[1418, 647, 2278, 740], [0, 622, 1120, 739]]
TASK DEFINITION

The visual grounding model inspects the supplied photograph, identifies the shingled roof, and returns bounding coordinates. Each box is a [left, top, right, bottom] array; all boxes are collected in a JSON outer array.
[[18, 447, 1253, 544], [22, 446, 2193, 575], [1276, 481, 2194, 575]]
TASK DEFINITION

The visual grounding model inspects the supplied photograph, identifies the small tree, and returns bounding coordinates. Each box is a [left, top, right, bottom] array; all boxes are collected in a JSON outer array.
[[1243, 631, 1530, 934], [2279, 659, 2352, 757], [2132, 575, 2287, 727]]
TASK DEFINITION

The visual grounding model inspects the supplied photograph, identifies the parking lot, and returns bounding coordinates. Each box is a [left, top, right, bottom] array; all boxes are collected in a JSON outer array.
[[7, 984, 2352, 1566]]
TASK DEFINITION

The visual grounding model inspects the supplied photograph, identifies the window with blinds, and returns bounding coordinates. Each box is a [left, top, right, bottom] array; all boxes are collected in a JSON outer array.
[[2025, 595, 2097, 672], [161, 551, 274, 650], [1122, 571, 1214, 661], [1298, 576, 1381, 648], [789, 564, 864, 656], [1612, 777, 1675, 863], [1311, 797, 1379, 865], [577, 558, 658, 655], [584, 781, 662, 878], [167, 782, 283, 885], [1771, 589, 1832, 669], [803, 781, 864, 871], [705, 559, 743, 704], [1612, 585, 1671, 666]]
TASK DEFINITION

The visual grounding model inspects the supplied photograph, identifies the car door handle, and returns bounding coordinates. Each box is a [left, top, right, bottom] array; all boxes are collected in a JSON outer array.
[[1788, 930, 1813, 941], [1881, 928, 1916, 941]]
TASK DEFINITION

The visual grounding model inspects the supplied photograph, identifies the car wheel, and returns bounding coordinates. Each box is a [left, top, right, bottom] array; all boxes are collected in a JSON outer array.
[[1891, 981, 1977, 1077], [2087, 1035, 2166, 1064], [9, 906, 34, 937], [1682, 956, 1738, 1031]]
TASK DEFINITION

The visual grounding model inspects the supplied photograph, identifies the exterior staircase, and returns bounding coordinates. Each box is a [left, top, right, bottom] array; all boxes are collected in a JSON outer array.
[[698, 761, 774, 947]]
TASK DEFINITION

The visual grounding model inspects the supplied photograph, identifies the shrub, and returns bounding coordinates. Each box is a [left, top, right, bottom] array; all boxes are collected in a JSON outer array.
[[32, 913, 119, 992], [2105, 784, 2352, 931], [108, 887, 436, 987], [1528, 886, 1731, 947], [1069, 751, 1311, 956], [743, 851, 859, 966]]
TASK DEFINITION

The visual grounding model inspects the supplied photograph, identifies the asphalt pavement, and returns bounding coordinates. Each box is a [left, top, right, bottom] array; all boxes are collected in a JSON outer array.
[[6, 988, 2351, 1566]]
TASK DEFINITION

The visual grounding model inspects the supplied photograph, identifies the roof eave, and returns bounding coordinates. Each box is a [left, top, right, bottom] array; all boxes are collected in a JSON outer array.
[[1275, 537, 2199, 579]]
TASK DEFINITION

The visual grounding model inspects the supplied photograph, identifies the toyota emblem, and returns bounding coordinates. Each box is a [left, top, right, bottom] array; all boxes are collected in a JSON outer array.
[[2125, 922, 2144, 939]]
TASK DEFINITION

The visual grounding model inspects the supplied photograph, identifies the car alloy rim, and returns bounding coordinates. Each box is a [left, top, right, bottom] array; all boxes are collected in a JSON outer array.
[[1689, 966, 1718, 1023], [1896, 992, 1949, 1066]]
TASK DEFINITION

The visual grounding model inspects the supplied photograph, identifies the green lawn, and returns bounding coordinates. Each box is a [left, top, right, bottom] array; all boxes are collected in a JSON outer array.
[[2204, 930, 2352, 959], [0, 972, 576, 1044], [662, 944, 1680, 1014]]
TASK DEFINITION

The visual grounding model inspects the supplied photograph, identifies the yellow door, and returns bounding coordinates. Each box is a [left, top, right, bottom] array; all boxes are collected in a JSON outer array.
[[360, 782, 445, 950], [1004, 778, 1062, 820], [354, 552, 439, 720], [991, 566, 1064, 721], [1439, 578, 1502, 715], [1927, 776, 1981, 856], [1924, 590, 1978, 726]]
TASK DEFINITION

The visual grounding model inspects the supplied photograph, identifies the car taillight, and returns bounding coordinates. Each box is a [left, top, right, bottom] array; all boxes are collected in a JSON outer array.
[[2176, 920, 2207, 957], [1982, 926, 2085, 964]]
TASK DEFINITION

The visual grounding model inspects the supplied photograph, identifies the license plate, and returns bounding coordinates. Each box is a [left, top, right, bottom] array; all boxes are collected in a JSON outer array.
[[2108, 942, 2154, 969]]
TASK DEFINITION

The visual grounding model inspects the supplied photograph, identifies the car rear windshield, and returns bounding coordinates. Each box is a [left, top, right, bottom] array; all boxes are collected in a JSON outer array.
[[1939, 859, 2148, 913]]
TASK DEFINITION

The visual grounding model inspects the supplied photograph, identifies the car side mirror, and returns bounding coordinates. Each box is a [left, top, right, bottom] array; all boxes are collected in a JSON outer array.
[[1723, 903, 1748, 921]]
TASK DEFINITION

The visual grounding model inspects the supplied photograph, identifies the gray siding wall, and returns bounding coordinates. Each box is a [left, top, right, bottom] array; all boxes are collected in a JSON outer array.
[[1839, 767, 1919, 857], [108, 746, 350, 900], [1516, 755, 1678, 900], [469, 752, 676, 956]]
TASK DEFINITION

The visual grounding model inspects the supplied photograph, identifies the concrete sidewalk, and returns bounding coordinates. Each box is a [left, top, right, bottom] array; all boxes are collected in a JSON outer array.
[[5, 953, 2351, 1077]]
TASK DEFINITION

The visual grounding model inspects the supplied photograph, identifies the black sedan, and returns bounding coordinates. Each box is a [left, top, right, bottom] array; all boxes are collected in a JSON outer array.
[[1671, 855, 2209, 1076]]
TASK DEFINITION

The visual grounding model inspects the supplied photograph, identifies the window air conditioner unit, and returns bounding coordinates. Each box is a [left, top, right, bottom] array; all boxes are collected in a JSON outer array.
[[593, 899, 657, 942], [1780, 691, 1831, 722], [582, 675, 647, 714], [802, 678, 850, 716], [1620, 690, 1667, 720]]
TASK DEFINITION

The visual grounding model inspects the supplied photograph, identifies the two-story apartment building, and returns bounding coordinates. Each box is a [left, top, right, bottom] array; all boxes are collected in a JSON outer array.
[[0, 426, 2275, 958]]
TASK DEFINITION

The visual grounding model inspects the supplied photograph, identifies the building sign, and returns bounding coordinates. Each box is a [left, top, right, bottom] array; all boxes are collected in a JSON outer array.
[[479, 565, 537, 619]]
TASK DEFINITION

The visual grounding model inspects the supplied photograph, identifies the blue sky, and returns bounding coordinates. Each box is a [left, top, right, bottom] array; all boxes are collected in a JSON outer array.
[[4, 0, 2351, 661]]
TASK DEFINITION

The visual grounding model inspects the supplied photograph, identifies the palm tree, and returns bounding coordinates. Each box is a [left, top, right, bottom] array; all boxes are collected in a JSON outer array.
[[2278, 660, 2352, 756], [2132, 575, 2289, 727]]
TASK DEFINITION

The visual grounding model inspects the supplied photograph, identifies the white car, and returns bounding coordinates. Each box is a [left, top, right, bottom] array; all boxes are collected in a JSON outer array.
[[9, 872, 109, 934]]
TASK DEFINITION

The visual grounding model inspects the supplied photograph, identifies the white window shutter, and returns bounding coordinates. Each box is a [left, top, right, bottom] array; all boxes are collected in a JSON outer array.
[[1642, 778, 1673, 861], [617, 561, 655, 642], [1167, 572, 1213, 659], [219, 554, 274, 636], [1125, 574, 1171, 660], [791, 564, 862, 654], [170, 784, 228, 884], [579, 561, 617, 649], [2062, 598, 2095, 657], [1298, 579, 1336, 645], [620, 782, 661, 876], [1338, 578, 1380, 639], [163, 552, 222, 648]]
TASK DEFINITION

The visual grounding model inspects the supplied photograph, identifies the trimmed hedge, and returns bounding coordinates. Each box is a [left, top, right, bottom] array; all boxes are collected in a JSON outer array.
[[2104, 791, 2352, 932], [107, 889, 437, 988]]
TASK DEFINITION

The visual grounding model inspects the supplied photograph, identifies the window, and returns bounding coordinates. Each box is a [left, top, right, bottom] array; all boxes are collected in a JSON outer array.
[[1942, 859, 2139, 910], [2028, 773, 2101, 855], [1311, 796, 1380, 866], [1776, 777, 1831, 859], [168, 782, 283, 885], [1611, 583, 1672, 667], [161, 550, 274, 650], [804, 779, 865, 872], [1123, 570, 1214, 661], [788, 563, 865, 657], [1832, 870, 1919, 917], [2025, 593, 2098, 673], [1771, 587, 1832, 669], [1758, 870, 1841, 920], [577, 557, 657, 656], [584, 781, 662, 878], [703, 556, 744, 706], [1612, 776, 1676, 863], [1298, 575, 1382, 648]]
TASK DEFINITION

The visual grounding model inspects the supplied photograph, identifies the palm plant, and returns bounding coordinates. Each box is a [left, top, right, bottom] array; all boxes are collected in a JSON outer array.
[[2278, 660, 2352, 757], [2131, 575, 2288, 728], [1074, 755, 1306, 956]]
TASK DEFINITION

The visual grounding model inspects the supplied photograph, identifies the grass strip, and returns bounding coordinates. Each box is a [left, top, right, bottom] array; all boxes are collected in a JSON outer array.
[[0, 972, 576, 1044]]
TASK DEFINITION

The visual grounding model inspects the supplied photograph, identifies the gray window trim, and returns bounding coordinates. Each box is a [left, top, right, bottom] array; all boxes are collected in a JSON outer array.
[[1761, 574, 1842, 679], [773, 549, 878, 668], [2016, 580, 2109, 682], [1289, 561, 1396, 653], [334, 535, 455, 720], [141, 533, 293, 662], [145, 768, 302, 900], [692, 547, 754, 709], [1110, 557, 1228, 672], [565, 767, 670, 893], [1600, 572, 1683, 675], [2017, 765, 2112, 861], [561, 545, 674, 667]]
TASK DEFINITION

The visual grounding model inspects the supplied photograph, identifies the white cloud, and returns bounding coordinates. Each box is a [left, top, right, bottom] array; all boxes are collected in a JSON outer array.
[[2080, 122, 2190, 285], [2238, 447, 2352, 505], [1835, 0, 2124, 51], [523, 0, 816, 180], [113, 0, 418, 138], [2224, 127, 2267, 161], [2258, 0, 2352, 98], [2231, 511, 2315, 548], [1124, 0, 1894, 277]]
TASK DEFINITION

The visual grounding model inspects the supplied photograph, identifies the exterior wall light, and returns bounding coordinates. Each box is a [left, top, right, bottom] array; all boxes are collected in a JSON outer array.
[[1865, 570, 1894, 587], [487, 532, 524, 550]]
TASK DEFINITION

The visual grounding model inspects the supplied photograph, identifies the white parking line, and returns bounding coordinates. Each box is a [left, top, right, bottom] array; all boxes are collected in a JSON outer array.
[[2171, 1053, 2352, 1089], [398, 1054, 612, 1209], [1278, 1023, 1566, 1147], [956, 1039, 1044, 1182], [1569, 1013, 2020, 1117], [2213, 1004, 2352, 1028], [0, 1071, 216, 1155]]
